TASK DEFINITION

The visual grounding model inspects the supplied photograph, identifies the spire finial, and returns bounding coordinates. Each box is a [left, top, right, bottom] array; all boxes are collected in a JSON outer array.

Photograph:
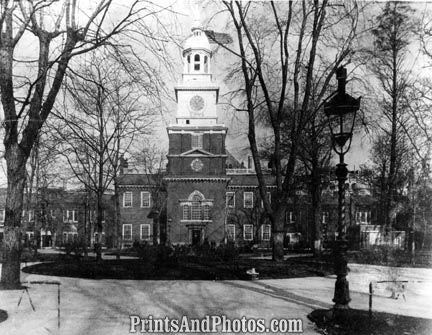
[[190, 0, 202, 29]]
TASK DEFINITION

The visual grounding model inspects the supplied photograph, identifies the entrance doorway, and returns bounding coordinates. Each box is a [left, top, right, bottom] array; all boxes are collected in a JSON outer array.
[[191, 229, 201, 246]]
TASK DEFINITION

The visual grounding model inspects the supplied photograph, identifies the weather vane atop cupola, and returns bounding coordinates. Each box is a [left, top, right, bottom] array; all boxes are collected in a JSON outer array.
[[189, 0, 203, 29]]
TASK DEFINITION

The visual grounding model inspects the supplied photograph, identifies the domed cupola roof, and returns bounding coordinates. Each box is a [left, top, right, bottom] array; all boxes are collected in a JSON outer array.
[[183, 27, 211, 56]]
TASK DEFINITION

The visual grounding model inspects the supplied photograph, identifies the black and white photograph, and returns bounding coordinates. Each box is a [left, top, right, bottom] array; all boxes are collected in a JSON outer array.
[[0, 0, 431, 334]]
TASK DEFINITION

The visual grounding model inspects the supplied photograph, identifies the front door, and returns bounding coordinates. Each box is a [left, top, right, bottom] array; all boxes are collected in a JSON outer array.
[[191, 229, 201, 246]]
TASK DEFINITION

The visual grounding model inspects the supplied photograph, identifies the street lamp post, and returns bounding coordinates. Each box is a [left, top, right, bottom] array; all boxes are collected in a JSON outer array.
[[324, 67, 361, 310]]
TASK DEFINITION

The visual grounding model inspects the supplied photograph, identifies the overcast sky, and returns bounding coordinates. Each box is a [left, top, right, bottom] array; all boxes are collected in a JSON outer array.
[[0, 0, 430, 188]]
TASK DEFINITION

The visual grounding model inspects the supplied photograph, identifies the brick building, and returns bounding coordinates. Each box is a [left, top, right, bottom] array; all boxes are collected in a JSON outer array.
[[0, 188, 114, 248], [116, 25, 405, 250], [118, 26, 278, 248]]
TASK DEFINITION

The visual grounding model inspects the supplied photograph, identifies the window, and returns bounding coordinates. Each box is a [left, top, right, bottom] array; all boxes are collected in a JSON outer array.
[[227, 224, 236, 241], [286, 211, 295, 224], [0, 209, 5, 223], [140, 224, 151, 241], [50, 209, 56, 219], [194, 54, 200, 71], [182, 191, 212, 221], [191, 195, 201, 220], [203, 205, 210, 220], [243, 224, 253, 241], [226, 192, 235, 208], [204, 56, 208, 73], [123, 224, 132, 241], [356, 211, 371, 224], [244, 192, 254, 208], [191, 134, 203, 149], [63, 210, 77, 223], [262, 224, 271, 241], [321, 212, 329, 224], [182, 204, 190, 220], [141, 192, 151, 208], [28, 209, 35, 221], [247, 156, 253, 169], [123, 192, 133, 208]]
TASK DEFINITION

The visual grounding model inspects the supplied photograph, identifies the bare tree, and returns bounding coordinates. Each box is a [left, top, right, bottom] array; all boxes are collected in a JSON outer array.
[[210, 1, 362, 260], [0, 0, 171, 285], [368, 2, 417, 237], [52, 51, 155, 261]]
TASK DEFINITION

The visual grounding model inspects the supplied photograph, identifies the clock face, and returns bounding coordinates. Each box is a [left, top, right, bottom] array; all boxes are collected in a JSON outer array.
[[191, 158, 204, 172], [190, 95, 205, 114]]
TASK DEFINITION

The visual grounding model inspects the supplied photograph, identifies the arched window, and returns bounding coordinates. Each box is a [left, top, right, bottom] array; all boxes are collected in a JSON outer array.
[[182, 191, 212, 221], [194, 54, 200, 71], [191, 194, 201, 220]]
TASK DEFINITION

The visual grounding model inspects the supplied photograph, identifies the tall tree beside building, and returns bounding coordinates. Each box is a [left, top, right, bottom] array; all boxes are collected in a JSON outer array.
[[369, 2, 416, 236], [52, 52, 157, 261], [0, 1, 170, 286], [216, 1, 362, 260]]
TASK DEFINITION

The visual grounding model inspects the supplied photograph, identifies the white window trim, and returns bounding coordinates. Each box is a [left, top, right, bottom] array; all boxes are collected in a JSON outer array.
[[123, 192, 133, 208], [322, 212, 329, 224], [243, 224, 253, 241], [226, 192, 235, 208], [0, 209, 5, 222], [182, 204, 189, 220], [63, 209, 78, 223], [227, 224, 236, 241], [261, 224, 271, 241], [357, 211, 371, 224], [122, 224, 132, 241], [287, 211, 295, 223], [28, 209, 35, 222], [244, 192, 254, 208], [140, 191, 151, 208], [140, 223, 151, 241]]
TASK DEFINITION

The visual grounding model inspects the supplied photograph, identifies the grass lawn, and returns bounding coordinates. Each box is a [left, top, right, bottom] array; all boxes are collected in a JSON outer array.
[[308, 309, 432, 335], [21, 255, 333, 280]]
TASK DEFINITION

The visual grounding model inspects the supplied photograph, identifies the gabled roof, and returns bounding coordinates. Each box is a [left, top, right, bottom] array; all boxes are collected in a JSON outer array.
[[180, 148, 214, 157]]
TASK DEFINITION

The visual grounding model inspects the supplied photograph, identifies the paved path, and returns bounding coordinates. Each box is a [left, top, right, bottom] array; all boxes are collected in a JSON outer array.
[[0, 262, 431, 335]]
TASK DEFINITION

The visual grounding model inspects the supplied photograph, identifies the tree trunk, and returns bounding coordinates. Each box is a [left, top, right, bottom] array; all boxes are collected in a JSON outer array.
[[1, 145, 27, 287], [311, 188, 322, 255], [272, 204, 286, 261], [95, 189, 103, 262]]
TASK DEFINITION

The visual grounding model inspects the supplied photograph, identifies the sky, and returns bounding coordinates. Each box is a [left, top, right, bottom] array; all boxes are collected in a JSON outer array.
[[0, 0, 430, 188]]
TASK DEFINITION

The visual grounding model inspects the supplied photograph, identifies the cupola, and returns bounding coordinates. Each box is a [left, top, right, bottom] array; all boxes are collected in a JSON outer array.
[[183, 27, 212, 75]]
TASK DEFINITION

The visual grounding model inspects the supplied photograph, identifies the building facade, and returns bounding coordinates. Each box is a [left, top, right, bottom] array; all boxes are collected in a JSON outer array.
[[116, 26, 405, 250], [118, 26, 278, 248], [0, 188, 114, 248]]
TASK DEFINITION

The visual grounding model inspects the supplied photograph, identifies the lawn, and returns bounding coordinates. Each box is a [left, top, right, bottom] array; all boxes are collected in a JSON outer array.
[[21, 255, 333, 280]]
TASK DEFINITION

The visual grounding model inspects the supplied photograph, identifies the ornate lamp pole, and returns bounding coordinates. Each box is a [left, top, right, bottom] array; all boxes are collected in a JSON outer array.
[[324, 67, 361, 309]]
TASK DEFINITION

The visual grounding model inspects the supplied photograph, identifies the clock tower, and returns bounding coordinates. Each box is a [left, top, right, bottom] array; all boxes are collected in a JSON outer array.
[[165, 26, 229, 245], [166, 26, 227, 176]]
